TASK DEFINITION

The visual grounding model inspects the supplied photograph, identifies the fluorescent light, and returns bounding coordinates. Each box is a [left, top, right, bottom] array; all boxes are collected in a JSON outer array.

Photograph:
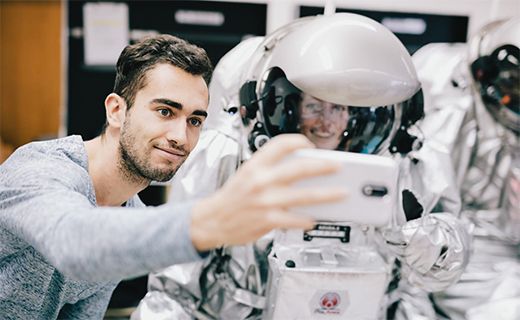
[[174, 10, 225, 26], [381, 17, 427, 35]]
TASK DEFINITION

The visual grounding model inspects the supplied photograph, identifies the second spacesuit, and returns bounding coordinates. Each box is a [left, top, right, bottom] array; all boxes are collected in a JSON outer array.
[[413, 17, 520, 320]]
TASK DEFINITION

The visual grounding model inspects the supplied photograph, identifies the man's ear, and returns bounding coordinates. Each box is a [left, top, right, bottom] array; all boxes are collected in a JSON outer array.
[[105, 93, 127, 129]]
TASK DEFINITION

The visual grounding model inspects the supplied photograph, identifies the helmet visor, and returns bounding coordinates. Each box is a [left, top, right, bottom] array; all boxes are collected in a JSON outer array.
[[472, 45, 520, 134], [258, 67, 395, 153]]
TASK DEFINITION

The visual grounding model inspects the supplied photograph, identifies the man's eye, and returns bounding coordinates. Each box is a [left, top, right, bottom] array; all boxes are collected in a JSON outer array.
[[158, 109, 172, 117], [189, 118, 202, 127]]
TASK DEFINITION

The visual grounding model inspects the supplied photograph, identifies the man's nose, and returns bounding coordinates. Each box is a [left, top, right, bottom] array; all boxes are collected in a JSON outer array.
[[165, 118, 188, 146]]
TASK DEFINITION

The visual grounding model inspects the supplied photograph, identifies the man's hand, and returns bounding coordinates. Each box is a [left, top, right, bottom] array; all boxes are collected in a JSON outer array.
[[190, 134, 347, 251]]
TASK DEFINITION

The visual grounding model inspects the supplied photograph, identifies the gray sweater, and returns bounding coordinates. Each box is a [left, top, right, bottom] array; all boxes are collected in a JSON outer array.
[[0, 136, 202, 319]]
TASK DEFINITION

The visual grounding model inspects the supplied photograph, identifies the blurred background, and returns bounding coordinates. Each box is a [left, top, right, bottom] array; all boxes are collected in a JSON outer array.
[[1, 0, 518, 318]]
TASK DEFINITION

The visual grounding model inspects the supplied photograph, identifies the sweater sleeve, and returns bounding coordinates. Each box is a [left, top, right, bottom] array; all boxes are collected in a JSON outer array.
[[0, 183, 203, 282], [57, 282, 118, 319]]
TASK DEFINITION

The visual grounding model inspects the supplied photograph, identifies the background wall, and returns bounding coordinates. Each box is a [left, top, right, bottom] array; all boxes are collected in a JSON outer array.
[[0, 1, 63, 162], [1, 0, 518, 164]]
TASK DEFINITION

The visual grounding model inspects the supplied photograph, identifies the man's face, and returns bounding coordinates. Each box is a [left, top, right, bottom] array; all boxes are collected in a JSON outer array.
[[119, 63, 209, 182], [298, 94, 349, 150]]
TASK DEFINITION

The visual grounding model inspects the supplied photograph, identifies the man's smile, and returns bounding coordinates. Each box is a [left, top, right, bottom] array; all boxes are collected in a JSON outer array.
[[154, 146, 187, 161]]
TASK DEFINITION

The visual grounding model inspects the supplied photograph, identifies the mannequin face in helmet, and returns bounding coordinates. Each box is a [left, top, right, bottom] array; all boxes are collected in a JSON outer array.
[[256, 68, 350, 151], [299, 93, 349, 150], [253, 67, 398, 154]]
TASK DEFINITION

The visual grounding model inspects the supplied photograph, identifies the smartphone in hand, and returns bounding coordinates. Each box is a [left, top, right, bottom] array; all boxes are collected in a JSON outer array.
[[287, 149, 398, 227]]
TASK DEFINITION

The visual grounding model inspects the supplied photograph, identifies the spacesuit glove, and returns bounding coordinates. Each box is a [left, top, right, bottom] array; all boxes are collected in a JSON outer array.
[[382, 213, 471, 291]]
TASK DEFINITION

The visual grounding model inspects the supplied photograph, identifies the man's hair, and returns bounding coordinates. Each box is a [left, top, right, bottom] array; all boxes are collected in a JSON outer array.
[[101, 34, 213, 134]]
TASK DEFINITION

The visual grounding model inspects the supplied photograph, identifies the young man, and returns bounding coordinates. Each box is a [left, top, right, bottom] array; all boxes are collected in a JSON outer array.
[[0, 34, 344, 319]]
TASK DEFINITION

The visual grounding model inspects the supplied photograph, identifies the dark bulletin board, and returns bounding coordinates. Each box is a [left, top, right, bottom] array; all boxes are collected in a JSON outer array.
[[300, 6, 469, 54], [67, 0, 267, 140]]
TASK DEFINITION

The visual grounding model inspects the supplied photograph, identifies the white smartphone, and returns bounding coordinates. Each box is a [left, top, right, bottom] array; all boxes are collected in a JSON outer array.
[[286, 149, 398, 227]]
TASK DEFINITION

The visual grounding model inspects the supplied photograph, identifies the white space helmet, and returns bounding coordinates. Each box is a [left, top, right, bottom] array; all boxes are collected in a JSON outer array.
[[239, 13, 424, 154], [468, 17, 520, 134]]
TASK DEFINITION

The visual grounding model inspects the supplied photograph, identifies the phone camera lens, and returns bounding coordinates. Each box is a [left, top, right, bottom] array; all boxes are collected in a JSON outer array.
[[362, 185, 388, 197]]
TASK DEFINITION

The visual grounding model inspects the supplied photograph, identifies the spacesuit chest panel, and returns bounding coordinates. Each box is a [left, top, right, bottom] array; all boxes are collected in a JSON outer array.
[[264, 229, 391, 320]]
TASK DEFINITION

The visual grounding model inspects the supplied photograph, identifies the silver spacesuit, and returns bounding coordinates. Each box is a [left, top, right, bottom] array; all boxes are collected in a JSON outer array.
[[412, 18, 520, 320], [132, 13, 471, 320]]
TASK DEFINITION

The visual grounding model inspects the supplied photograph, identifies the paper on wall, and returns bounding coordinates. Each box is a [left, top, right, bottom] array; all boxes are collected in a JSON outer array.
[[83, 2, 129, 66]]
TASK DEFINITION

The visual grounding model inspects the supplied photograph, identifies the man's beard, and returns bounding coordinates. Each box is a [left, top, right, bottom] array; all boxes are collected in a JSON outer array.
[[118, 126, 187, 183]]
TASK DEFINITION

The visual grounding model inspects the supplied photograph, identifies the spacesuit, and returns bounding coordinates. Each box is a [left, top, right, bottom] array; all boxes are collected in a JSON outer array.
[[132, 13, 470, 320], [412, 18, 520, 320]]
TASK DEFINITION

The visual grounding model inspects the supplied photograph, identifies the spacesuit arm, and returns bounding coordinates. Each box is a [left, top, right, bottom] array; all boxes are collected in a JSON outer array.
[[498, 156, 520, 243], [382, 143, 471, 292]]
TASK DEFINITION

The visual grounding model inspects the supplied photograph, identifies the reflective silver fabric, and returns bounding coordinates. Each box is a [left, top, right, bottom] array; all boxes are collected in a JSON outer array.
[[413, 43, 520, 320], [132, 37, 471, 320]]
